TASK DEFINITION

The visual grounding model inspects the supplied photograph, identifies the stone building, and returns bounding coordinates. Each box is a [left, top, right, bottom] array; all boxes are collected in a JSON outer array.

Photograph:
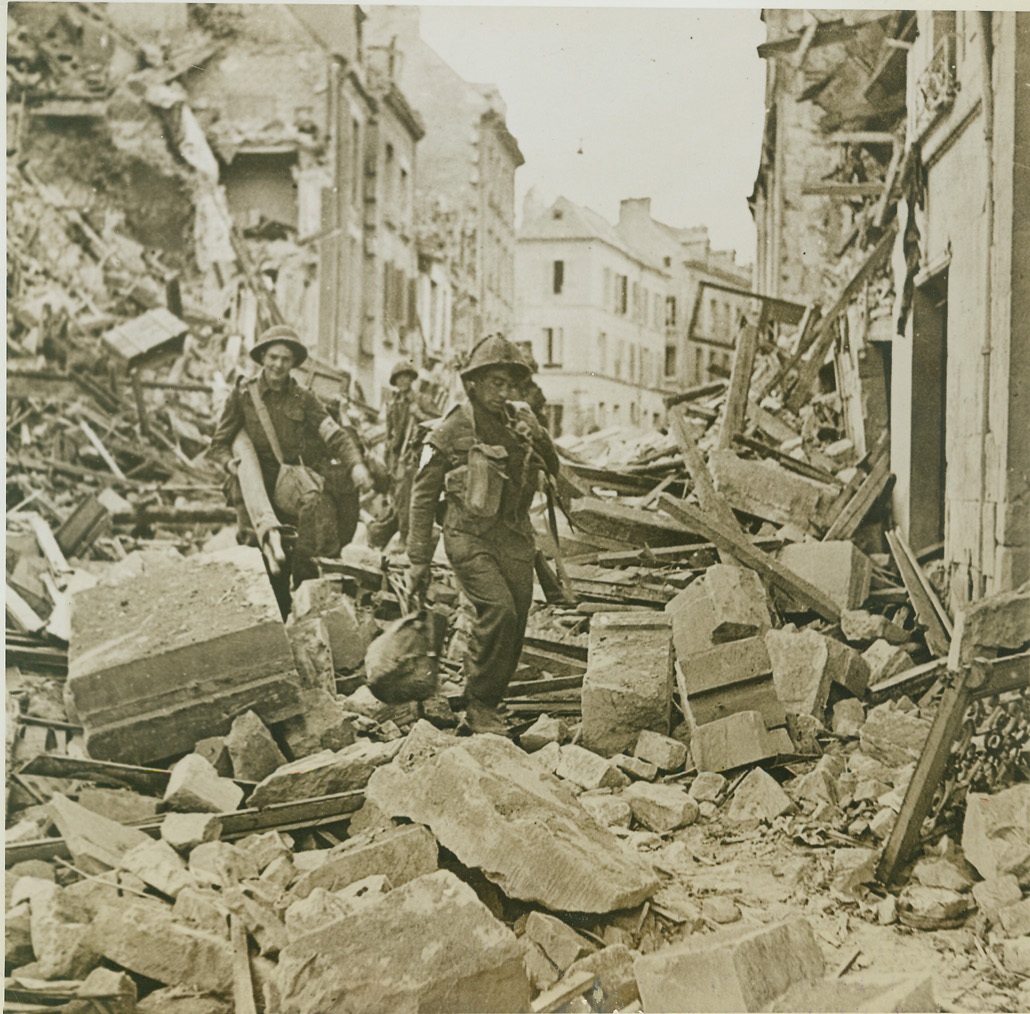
[[514, 194, 673, 437]]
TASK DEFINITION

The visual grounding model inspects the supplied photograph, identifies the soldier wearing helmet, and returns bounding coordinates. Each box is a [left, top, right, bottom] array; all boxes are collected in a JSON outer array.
[[406, 334, 559, 735], [383, 359, 433, 548]]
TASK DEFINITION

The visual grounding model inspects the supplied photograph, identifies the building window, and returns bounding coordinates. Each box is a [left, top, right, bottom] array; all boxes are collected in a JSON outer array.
[[598, 402, 605, 426], [630, 402, 639, 425], [598, 332, 607, 373], [553, 260, 564, 294], [665, 295, 677, 327], [665, 345, 677, 378], [616, 275, 628, 315], [628, 344, 637, 383], [603, 267, 612, 307], [543, 327, 563, 368], [350, 119, 361, 206]]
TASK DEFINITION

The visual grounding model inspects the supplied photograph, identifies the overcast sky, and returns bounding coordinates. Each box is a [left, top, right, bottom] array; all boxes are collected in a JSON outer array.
[[417, 5, 767, 266]]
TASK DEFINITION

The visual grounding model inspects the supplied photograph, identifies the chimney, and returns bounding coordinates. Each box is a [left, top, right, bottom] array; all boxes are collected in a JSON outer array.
[[618, 197, 652, 226]]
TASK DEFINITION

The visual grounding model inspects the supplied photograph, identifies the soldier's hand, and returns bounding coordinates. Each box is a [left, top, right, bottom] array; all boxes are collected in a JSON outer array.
[[508, 401, 543, 441], [408, 562, 431, 601], [351, 463, 373, 492], [225, 458, 240, 476]]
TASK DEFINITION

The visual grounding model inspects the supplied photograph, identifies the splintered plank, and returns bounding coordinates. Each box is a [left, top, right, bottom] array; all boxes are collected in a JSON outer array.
[[658, 494, 841, 623], [823, 450, 893, 540], [718, 323, 759, 450], [17, 754, 256, 794], [231, 915, 259, 1014], [569, 497, 701, 548], [885, 528, 951, 657], [531, 970, 597, 1014]]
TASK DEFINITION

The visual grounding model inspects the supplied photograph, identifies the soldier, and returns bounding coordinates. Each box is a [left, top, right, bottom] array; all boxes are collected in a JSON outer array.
[[209, 325, 372, 604], [407, 335, 559, 734], [384, 359, 432, 548]]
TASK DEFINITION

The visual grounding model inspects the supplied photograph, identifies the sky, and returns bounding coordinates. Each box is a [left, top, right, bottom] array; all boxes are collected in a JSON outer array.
[[417, 5, 767, 266]]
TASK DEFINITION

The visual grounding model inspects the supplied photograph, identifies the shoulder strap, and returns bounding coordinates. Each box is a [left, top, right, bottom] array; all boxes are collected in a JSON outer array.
[[248, 381, 284, 464]]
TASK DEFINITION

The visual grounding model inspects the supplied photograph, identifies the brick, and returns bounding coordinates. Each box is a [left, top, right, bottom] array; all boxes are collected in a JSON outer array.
[[859, 703, 932, 768], [612, 753, 658, 781], [285, 616, 335, 695], [634, 730, 688, 771], [556, 744, 630, 791], [998, 897, 1030, 937], [841, 609, 909, 645], [581, 612, 673, 757], [634, 917, 825, 1011], [275, 870, 530, 1013], [832, 698, 866, 736], [188, 841, 260, 890], [278, 688, 357, 758], [963, 785, 1030, 885], [778, 541, 872, 612], [567, 943, 639, 1010], [93, 898, 233, 993], [725, 768, 794, 824], [709, 450, 834, 534], [691, 711, 781, 772], [225, 709, 286, 782], [580, 794, 633, 829], [248, 739, 401, 807], [366, 733, 658, 913], [164, 753, 243, 814], [689, 771, 727, 802], [971, 874, 1022, 921], [862, 639, 912, 685], [48, 793, 149, 875], [120, 838, 194, 898], [520, 713, 567, 752], [525, 911, 594, 971], [288, 824, 437, 900], [772, 973, 936, 1012], [66, 546, 303, 764], [28, 881, 100, 980], [625, 782, 699, 833], [76, 787, 160, 824], [161, 812, 223, 854]]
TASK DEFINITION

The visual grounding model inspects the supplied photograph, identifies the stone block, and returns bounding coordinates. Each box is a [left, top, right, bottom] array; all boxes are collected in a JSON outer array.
[[277, 688, 357, 759], [691, 711, 780, 772], [689, 771, 727, 802], [859, 703, 932, 768], [225, 710, 286, 782], [911, 856, 975, 893], [634, 917, 825, 1011], [188, 841, 260, 890], [66, 546, 303, 764], [793, 768, 838, 807], [6, 860, 55, 909], [581, 612, 673, 757], [566, 943, 639, 1010], [291, 578, 373, 671], [634, 730, 689, 771], [556, 744, 630, 791], [726, 767, 795, 824], [612, 753, 658, 780], [193, 736, 232, 777], [825, 638, 871, 697], [28, 881, 100, 980], [666, 580, 719, 657], [173, 885, 231, 936], [234, 831, 292, 873], [971, 874, 1023, 921], [525, 911, 595, 972], [366, 733, 658, 913], [288, 824, 438, 900], [222, 885, 288, 956], [161, 812, 223, 854], [862, 640, 912, 685], [6, 901, 34, 967], [48, 793, 149, 875], [164, 753, 243, 814], [771, 973, 936, 1012], [702, 564, 773, 642], [135, 988, 231, 1013], [703, 896, 742, 923], [624, 782, 699, 833], [248, 739, 401, 807], [275, 870, 530, 1014], [580, 794, 633, 829], [841, 609, 909, 645], [523, 939, 560, 992], [285, 615, 335, 695], [533, 740, 561, 773], [1001, 937, 1030, 975], [951, 585, 1030, 665], [75, 787, 160, 824], [765, 627, 833, 717], [520, 713, 567, 752], [94, 898, 233, 992], [120, 838, 193, 898], [963, 784, 1030, 885], [778, 541, 872, 612], [833, 698, 866, 736], [998, 897, 1030, 937]]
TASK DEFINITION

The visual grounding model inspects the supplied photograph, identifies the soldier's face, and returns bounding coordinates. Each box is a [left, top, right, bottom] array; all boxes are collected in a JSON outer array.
[[471, 367, 516, 414], [262, 344, 296, 386]]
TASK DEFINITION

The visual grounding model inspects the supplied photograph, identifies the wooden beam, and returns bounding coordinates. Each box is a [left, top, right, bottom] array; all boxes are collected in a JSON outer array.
[[885, 528, 952, 657], [26, 512, 70, 576], [79, 420, 127, 481], [5, 584, 45, 634], [732, 433, 841, 486], [823, 450, 894, 540], [505, 675, 584, 698], [827, 131, 897, 145], [230, 915, 258, 1014], [801, 181, 884, 197], [531, 970, 596, 1014], [718, 323, 759, 450], [17, 754, 255, 795], [663, 379, 727, 408], [658, 495, 842, 622]]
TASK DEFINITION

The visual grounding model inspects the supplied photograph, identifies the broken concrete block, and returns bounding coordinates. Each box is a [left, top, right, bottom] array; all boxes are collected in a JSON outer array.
[[532, 740, 562, 773], [581, 612, 673, 757], [667, 564, 771, 657], [285, 615, 335, 695], [778, 540, 872, 612], [951, 584, 1030, 665], [193, 736, 233, 777], [612, 753, 659, 781], [28, 881, 100, 980], [870, 807, 898, 840], [691, 711, 781, 772], [288, 824, 438, 900], [188, 841, 260, 890], [765, 627, 834, 717], [291, 578, 373, 671], [962, 785, 1030, 886], [135, 987, 231, 1013], [1000, 937, 1030, 975], [66, 546, 303, 764], [726, 768, 794, 824], [832, 698, 866, 736], [556, 744, 630, 791], [580, 793, 633, 829], [161, 812, 223, 854], [862, 639, 912, 685], [222, 885, 288, 956], [248, 739, 401, 807], [624, 782, 700, 833], [825, 638, 871, 697], [6, 861, 55, 910], [120, 838, 193, 898], [841, 609, 909, 645], [567, 943, 639, 1010], [971, 874, 1023, 921], [225, 710, 286, 782], [526, 911, 595, 972], [520, 713, 567, 752], [771, 973, 936, 1012], [366, 734, 658, 913], [689, 771, 727, 802], [75, 786, 160, 824], [634, 917, 825, 1011], [48, 793, 150, 874], [634, 730, 689, 771], [523, 939, 560, 992], [173, 885, 231, 936], [94, 898, 233, 993], [164, 753, 243, 814], [285, 888, 349, 941], [793, 768, 838, 807], [277, 688, 356, 758], [859, 703, 932, 767], [234, 831, 292, 873], [275, 870, 531, 1014]]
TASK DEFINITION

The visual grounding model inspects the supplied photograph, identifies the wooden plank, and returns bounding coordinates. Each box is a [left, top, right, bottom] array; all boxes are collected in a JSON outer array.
[[658, 494, 841, 622], [518, 646, 587, 677], [230, 915, 258, 1014], [801, 181, 884, 197], [6, 584, 45, 633], [758, 303, 821, 398], [970, 650, 1030, 700], [718, 323, 759, 450], [732, 433, 841, 486], [79, 419, 127, 481], [521, 636, 588, 663], [885, 528, 952, 657], [505, 675, 584, 699], [26, 512, 71, 576], [823, 452, 893, 540], [531, 969, 596, 1013], [876, 666, 975, 885], [664, 379, 727, 408], [569, 497, 701, 549], [828, 131, 897, 145], [868, 659, 947, 704]]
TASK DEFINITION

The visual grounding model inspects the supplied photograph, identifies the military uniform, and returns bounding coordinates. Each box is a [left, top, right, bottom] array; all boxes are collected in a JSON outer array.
[[210, 372, 364, 567], [407, 399, 559, 708], [385, 387, 434, 544]]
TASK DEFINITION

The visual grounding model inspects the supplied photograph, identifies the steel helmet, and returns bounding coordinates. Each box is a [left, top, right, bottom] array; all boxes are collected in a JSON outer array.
[[460, 334, 531, 383], [389, 359, 419, 386], [250, 325, 309, 367]]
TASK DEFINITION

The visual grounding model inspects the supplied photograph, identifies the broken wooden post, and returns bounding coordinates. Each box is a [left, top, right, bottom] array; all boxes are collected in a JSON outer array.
[[885, 527, 952, 657], [230, 914, 258, 1014], [78, 419, 127, 481], [129, 369, 151, 438], [822, 445, 893, 540], [718, 322, 759, 450]]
